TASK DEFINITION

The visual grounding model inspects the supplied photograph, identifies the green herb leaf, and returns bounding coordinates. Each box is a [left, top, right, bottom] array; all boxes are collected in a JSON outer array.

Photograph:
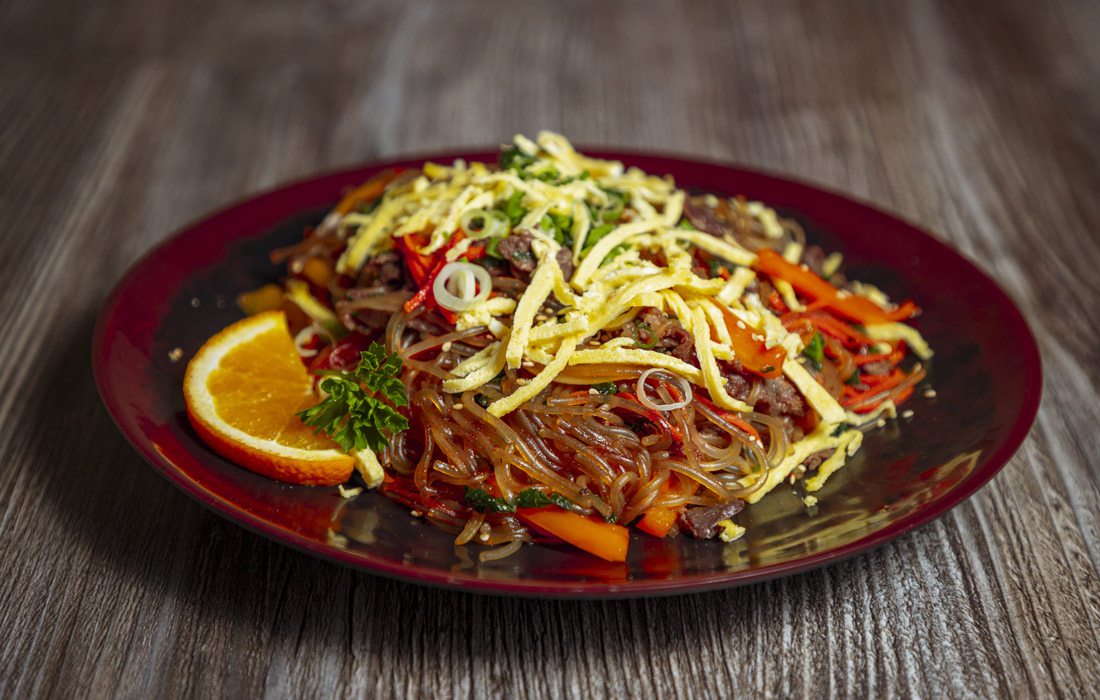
[[464, 487, 514, 513], [803, 332, 825, 370], [830, 422, 853, 438], [592, 382, 618, 395], [514, 488, 574, 510], [632, 320, 658, 349], [296, 343, 410, 453], [676, 218, 697, 230], [485, 236, 503, 259], [500, 146, 535, 172], [466, 487, 577, 513], [583, 223, 616, 252], [540, 213, 574, 248], [706, 256, 729, 278], [599, 189, 626, 223], [502, 190, 526, 226], [846, 371, 862, 386]]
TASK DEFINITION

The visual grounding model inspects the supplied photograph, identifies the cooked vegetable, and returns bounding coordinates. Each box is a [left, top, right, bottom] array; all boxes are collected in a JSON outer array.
[[517, 508, 630, 562]]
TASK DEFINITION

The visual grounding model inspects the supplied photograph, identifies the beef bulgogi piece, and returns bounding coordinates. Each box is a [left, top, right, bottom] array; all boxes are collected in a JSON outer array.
[[754, 377, 806, 417], [680, 501, 746, 539], [497, 231, 537, 279], [555, 247, 575, 280], [357, 250, 407, 290], [638, 307, 695, 362], [632, 307, 695, 363]]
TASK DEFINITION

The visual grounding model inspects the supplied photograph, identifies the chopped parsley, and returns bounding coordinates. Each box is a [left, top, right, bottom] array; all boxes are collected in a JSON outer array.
[[297, 343, 409, 453], [592, 382, 618, 395]]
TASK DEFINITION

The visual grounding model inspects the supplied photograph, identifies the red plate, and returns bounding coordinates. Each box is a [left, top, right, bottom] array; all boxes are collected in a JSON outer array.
[[93, 151, 1041, 598]]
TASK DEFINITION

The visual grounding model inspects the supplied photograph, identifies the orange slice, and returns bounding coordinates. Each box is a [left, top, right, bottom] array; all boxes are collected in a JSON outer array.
[[184, 310, 354, 486]]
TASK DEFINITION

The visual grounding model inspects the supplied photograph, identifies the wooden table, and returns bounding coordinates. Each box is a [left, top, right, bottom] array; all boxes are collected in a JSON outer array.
[[3, 0, 1098, 696]]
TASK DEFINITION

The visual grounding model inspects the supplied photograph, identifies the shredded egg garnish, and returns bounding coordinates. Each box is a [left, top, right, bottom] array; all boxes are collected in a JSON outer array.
[[330, 131, 929, 502]]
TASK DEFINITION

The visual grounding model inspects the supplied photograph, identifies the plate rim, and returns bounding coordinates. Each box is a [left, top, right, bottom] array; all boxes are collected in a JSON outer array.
[[92, 148, 1043, 598]]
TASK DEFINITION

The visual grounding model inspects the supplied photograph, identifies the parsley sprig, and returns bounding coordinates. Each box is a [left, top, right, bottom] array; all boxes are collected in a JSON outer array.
[[297, 343, 409, 452]]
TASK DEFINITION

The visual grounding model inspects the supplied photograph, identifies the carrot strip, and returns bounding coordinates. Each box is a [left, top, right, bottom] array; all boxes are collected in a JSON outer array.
[[755, 249, 918, 324], [518, 508, 630, 562], [709, 300, 786, 379], [861, 369, 904, 387], [843, 371, 907, 406], [845, 367, 926, 412], [893, 386, 915, 405], [637, 508, 678, 538], [811, 314, 875, 346], [333, 169, 401, 215]]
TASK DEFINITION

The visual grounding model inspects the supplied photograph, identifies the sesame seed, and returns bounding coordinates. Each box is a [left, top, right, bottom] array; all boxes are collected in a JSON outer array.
[[453, 404, 464, 411], [410, 510, 422, 518], [168, 347, 183, 362], [479, 533, 490, 542], [875, 418, 887, 428], [902, 409, 914, 419], [522, 361, 534, 368], [923, 388, 937, 398], [441, 341, 453, 351], [736, 321, 747, 330], [588, 388, 600, 395], [190, 298, 201, 308], [516, 378, 528, 386]]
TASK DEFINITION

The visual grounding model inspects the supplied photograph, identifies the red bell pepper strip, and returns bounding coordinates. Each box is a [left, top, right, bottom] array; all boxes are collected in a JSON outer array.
[[403, 256, 448, 313], [396, 232, 468, 324], [754, 249, 918, 324], [708, 300, 786, 379]]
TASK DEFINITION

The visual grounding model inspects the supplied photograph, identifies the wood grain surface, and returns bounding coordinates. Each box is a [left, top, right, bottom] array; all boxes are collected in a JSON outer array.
[[2, 0, 1099, 697]]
